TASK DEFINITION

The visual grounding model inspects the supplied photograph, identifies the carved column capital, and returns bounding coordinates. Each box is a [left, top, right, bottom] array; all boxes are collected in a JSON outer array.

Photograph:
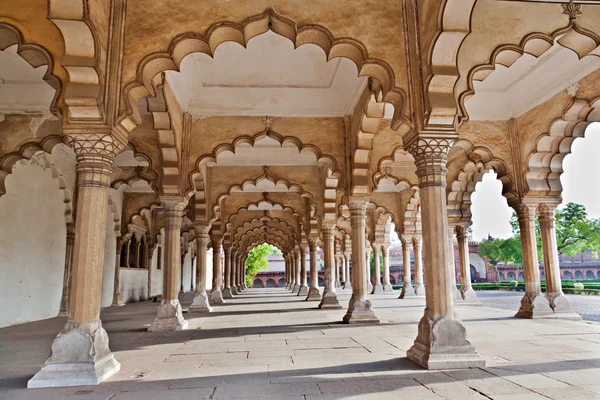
[[455, 225, 469, 240], [405, 134, 455, 187], [161, 196, 186, 228], [67, 133, 125, 188], [322, 224, 336, 237], [411, 236, 422, 247]]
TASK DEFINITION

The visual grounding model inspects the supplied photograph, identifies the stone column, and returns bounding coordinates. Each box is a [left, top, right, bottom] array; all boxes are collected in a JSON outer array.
[[538, 204, 579, 318], [231, 250, 239, 295], [413, 237, 425, 296], [334, 255, 341, 288], [59, 225, 76, 315], [343, 252, 351, 289], [456, 226, 478, 302], [400, 236, 415, 298], [371, 244, 383, 294], [29, 134, 123, 388], [240, 255, 247, 290], [306, 239, 321, 300], [340, 252, 347, 286], [189, 224, 212, 312], [210, 237, 224, 304], [382, 244, 393, 292], [294, 248, 302, 293], [405, 135, 484, 369], [222, 246, 233, 299], [448, 227, 463, 300], [149, 197, 188, 331], [365, 243, 373, 293], [344, 199, 378, 323], [514, 202, 553, 318], [319, 225, 342, 309], [111, 237, 125, 307], [298, 246, 309, 296]]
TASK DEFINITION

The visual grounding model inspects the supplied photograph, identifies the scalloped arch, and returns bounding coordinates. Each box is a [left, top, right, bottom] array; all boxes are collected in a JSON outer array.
[[0, 23, 63, 118], [191, 129, 341, 224], [447, 141, 515, 221], [525, 97, 600, 198], [0, 135, 65, 197], [11, 151, 74, 225], [118, 8, 407, 134], [458, 24, 600, 122], [47, 0, 103, 123]]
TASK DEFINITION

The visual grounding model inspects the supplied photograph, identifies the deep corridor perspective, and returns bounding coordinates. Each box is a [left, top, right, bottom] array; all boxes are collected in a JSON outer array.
[[1, 288, 600, 400], [4, 0, 600, 393]]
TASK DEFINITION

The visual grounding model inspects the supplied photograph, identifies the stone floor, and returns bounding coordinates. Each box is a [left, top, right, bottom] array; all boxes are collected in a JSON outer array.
[[2, 288, 600, 400], [478, 291, 600, 322]]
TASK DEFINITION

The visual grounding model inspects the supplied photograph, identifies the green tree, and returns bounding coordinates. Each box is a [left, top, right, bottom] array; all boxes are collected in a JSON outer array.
[[555, 203, 600, 257], [478, 203, 600, 267], [245, 244, 278, 287]]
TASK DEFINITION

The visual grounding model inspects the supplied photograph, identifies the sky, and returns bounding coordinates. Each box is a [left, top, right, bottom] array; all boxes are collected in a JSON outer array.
[[470, 123, 600, 241]]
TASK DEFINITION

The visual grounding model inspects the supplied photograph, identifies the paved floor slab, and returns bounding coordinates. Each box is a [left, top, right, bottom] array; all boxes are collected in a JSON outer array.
[[1, 288, 599, 399]]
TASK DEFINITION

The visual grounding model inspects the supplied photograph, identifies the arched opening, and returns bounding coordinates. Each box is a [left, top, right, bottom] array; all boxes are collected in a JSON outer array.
[[586, 270, 595, 280], [278, 278, 285, 287], [470, 265, 478, 283], [518, 272, 524, 282], [564, 271, 573, 280], [252, 279, 264, 288], [575, 270, 584, 280], [139, 237, 147, 269], [129, 236, 139, 268], [266, 278, 276, 288], [507, 272, 516, 281], [120, 242, 129, 268]]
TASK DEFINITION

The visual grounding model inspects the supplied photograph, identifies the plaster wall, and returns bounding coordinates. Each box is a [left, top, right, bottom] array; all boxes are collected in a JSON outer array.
[[119, 268, 149, 303], [0, 162, 66, 327]]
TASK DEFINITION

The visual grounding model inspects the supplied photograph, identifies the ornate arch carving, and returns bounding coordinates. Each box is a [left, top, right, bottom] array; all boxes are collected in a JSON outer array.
[[118, 8, 407, 134], [525, 97, 600, 197], [0, 23, 63, 118]]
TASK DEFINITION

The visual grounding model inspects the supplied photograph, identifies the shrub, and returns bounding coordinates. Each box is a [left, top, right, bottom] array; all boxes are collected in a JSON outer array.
[[510, 280, 519, 287], [573, 282, 584, 290]]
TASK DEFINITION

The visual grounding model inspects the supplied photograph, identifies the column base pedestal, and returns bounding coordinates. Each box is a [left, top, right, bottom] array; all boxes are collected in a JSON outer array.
[[222, 287, 234, 299], [546, 292, 582, 320], [383, 284, 394, 292], [188, 291, 212, 312], [367, 282, 373, 293], [407, 315, 485, 370], [149, 300, 188, 331], [335, 281, 342, 288], [400, 284, 415, 298], [414, 284, 426, 297], [343, 281, 351, 289], [291, 284, 298, 292], [343, 298, 379, 324], [453, 287, 463, 301], [371, 284, 384, 294], [306, 287, 321, 301], [461, 288, 479, 303], [318, 291, 343, 309], [515, 293, 553, 319], [210, 289, 225, 304], [231, 286, 239, 295], [297, 285, 309, 296], [28, 320, 120, 388]]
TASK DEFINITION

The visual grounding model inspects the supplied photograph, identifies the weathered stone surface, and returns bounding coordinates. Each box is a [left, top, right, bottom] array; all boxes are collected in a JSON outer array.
[[148, 300, 188, 332], [28, 320, 120, 388]]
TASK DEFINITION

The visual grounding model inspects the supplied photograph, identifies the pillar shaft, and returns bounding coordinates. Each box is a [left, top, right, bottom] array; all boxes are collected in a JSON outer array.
[[365, 245, 373, 292], [210, 238, 224, 304], [149, 196, 188, 331], [448, 226, 462, 300], [539, 204, 579, 318], [372, 245, 383, 294], [382, 244, 393, 291], [514, 202, 553, 318], [413, 237, 425, 295], [111, 237, 125, 307], [319, 225, 342, 309], [405, 135, 483, 369], [29, 134, 123, 388], [400, 236, 415, 298], [306, 240, 321, 300], [344, 199, 378, 323], [456, 226, 478, 302], [59, 226, 76, 314], [222, 247, 233, 299], [189, 225, 212, 312]]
